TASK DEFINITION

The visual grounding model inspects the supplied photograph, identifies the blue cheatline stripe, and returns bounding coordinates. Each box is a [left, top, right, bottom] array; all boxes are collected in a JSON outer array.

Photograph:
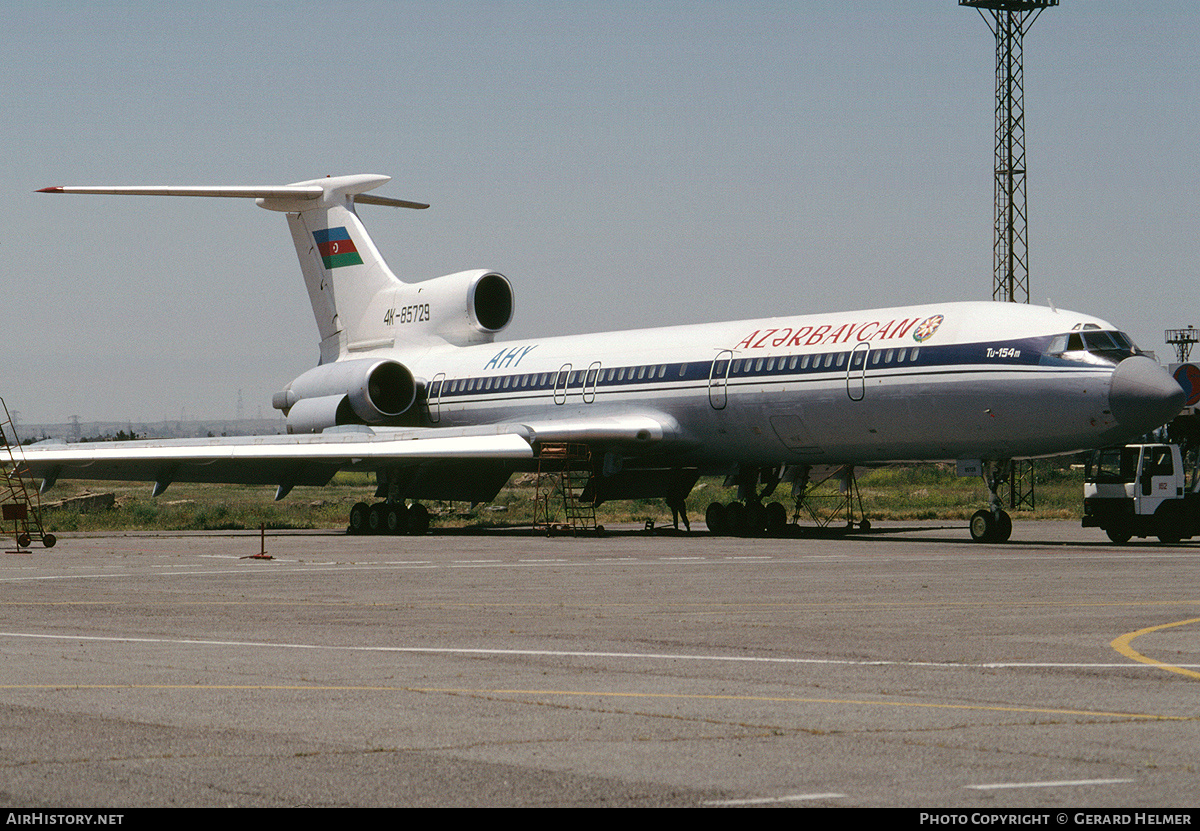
[[312, 226, 352, 244], [432, 338, 1074, 401]]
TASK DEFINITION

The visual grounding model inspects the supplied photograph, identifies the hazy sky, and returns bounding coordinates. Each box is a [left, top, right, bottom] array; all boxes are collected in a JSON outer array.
[[5, 1, 1197, 425]]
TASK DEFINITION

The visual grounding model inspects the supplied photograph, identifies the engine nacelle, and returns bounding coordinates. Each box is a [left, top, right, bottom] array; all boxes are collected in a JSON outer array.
[[396, 269, 514, 346], [273, 358, 418, 434]]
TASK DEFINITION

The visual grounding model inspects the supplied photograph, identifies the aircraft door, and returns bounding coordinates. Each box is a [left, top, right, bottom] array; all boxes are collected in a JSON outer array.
[[553, 363, 572, 405], [583, 362, 601, 403], [847, 342, 869, 401], [428, 372, 445, 423], [709, 350, 732, 410]]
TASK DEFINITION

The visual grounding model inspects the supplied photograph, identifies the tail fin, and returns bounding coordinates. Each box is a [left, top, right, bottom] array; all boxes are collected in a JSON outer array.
[[38, 174, 428, 364]]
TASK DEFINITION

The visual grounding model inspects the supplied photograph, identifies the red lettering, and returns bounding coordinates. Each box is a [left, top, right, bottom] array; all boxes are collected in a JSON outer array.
[[752, 329, 778, 348], [772, 328, 792, 347], [788, 326, 812, 346], [806, 325, 831, 345], [891, 318, 919, 339], [822, 323, 850, 344], [872, 320, 895, 340], [857, 322, 880, 341], [735, 331, 758, 349]]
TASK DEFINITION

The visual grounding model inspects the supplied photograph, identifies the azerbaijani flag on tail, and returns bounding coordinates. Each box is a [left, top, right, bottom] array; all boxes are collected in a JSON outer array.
[[312, 227, 364, 269]]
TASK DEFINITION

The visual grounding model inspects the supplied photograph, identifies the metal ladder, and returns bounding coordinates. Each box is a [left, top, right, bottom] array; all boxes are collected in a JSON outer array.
[[532, 443, 597, 535], [0, 399, 55, 549]]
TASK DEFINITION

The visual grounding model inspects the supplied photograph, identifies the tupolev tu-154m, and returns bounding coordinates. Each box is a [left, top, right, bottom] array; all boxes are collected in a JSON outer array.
[[20, 174, 1185, 542]]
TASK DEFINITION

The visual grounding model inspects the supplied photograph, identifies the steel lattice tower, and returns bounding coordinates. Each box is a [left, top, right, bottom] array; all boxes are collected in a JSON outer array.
[[961, 0, 1057, 304], [962, 1, 1058, 512]]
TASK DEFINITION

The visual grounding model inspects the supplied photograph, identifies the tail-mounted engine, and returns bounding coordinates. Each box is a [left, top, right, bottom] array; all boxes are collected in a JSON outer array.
[[394, 269, 514, 346], [273, 358, 418, 434]]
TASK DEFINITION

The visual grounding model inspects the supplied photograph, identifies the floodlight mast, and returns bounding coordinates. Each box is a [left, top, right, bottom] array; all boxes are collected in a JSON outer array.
[[961, 1, 1059, 512], [960, 0, 1059, 305], [1165, 327, 1198, 363]]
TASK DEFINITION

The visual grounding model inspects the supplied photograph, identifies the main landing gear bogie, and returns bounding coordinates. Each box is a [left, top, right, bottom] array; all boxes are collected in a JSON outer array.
[[348, 501, 430, 536], [705, 500, 790, 537]]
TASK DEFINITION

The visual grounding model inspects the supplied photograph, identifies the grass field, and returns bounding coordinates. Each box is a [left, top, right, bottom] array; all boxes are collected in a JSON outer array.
[[27, 462, 1088, 534]]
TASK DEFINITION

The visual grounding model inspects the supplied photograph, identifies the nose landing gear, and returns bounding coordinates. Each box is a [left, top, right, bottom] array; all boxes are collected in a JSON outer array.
[[970, 461, 1013, 543]]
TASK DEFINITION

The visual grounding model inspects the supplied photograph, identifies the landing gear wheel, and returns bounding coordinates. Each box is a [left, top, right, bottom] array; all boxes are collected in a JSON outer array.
[[408, 503, 430, 536], [994, 511, 1012, 542], [724, 501, 747, 536], [744, 501, 766, 535], [384, 504, 406, 535], [969, 510, 994, 543], [969, 510, 1011, 543], [348, 502, 370, 535], [367, 503, 386, 535], [1105, 526, 1132, 545], [764, 501, 788, 536], [705, 502, 728, 536]]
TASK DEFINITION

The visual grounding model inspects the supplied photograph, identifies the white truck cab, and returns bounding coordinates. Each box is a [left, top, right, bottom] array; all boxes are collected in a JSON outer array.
[[1083, 443, 1198, 543]]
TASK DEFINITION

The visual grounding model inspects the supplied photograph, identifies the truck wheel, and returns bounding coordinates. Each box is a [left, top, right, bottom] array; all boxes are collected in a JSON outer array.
[[1157, 526, 1182, 545], [1105, 527, 1132, 544]]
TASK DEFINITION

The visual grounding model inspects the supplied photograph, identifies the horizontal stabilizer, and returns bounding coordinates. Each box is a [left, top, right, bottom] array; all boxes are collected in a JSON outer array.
[[37, 176, 429, 209]]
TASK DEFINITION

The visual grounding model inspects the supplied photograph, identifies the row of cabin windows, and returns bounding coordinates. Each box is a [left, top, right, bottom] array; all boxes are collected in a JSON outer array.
[[440, 363, 686, 395], [722, 346, 921, 376], [435, 346, 925, 398]]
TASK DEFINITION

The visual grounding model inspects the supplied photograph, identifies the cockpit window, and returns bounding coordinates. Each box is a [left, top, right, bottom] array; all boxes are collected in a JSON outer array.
[[1048, 329, 1141, 363]]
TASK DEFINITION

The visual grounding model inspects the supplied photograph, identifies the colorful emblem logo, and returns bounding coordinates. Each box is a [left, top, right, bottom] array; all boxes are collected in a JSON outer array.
[[1173, 364, 1200, 406], [913, 314, 943, 343], [312, 226, 363, 269]]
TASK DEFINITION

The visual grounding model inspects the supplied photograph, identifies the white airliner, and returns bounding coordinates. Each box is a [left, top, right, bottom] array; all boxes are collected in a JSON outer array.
[[22, 174, 1184, 542]]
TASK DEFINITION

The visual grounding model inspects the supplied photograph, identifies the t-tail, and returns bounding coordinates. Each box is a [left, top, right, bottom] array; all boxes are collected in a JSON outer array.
[[37, 175, 515, 363]]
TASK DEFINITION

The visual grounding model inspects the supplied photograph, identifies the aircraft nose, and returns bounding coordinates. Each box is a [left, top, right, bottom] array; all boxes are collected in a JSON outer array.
[[1108, 355, 1186, 437]]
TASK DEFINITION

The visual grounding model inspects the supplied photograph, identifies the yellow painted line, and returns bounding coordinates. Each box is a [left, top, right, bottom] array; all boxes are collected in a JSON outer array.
[[1110, 617, 1200, 680], [0, 683, 1191, 721]]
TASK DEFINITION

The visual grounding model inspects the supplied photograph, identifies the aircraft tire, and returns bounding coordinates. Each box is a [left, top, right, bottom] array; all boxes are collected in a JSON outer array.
[[725, 501, 747, 536], [745, 501, 766, 535], [969, 510, 994, 543], [764, 501, 788, 536], [384, 504, 406, 535], [408, 503, 430, 535], [348, 502, 370, 535], [994, 511, 1012, 543], [367, 503, 387, 535], [705, 502, 727, 535]]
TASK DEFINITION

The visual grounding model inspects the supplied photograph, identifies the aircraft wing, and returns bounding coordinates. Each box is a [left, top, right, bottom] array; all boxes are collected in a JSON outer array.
[[16, 428, 535, 492], [12, 412, 682, 497]]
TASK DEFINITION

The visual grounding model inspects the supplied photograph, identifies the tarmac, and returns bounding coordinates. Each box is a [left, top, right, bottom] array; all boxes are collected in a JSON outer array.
[[0, 520, 1197, 808]]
